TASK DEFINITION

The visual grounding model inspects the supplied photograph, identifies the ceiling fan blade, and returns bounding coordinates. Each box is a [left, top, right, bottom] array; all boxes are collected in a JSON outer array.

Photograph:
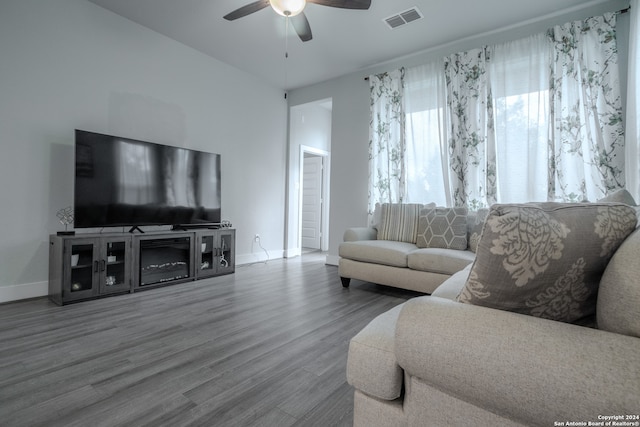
[[291, 12, 313, 42], [223, 0, 270, 21], [306, 0, 371, 9]]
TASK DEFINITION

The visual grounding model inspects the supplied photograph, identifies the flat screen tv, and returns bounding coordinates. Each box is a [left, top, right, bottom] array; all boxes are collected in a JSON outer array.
[[74, 130, 221, 229]]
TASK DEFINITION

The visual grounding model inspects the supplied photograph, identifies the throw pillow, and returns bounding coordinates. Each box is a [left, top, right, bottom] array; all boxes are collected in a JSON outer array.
[[467, 208, 490, 253], [416, 207, 468, 250], [456, 203, 637, 324], [377, 203, 433, 244], [371, 203, 382, 230], [597, 188, 637, 205]]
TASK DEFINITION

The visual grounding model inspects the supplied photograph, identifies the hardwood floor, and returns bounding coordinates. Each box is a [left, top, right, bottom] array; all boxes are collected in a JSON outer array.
[[0, 254, 418, 426]]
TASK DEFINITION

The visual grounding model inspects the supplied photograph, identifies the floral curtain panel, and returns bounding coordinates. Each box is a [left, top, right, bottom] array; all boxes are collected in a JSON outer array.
[[626, 0, 640, 201], [548, 13, 625, 202], [369, 12, 627, 209], [368, 68, 406, 218], [444, 48, 497, 209]]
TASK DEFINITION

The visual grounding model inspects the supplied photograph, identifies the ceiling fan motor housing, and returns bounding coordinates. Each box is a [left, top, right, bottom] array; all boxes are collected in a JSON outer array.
[[270, 0, 306, 17], [223, 0, 371, 42]]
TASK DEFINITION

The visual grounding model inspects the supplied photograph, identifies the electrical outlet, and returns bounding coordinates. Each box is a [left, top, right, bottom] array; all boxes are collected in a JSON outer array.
[[254, 234, 260, 242]]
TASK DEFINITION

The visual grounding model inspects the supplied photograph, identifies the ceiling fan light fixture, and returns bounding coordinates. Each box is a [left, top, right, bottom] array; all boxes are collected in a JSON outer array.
[[270, 0, 306, 17]]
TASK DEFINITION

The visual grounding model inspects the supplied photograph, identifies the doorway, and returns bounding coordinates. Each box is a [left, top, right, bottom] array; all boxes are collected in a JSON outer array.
[[300, 147, 329, 253], [286, 99, 332, 259], [302, 154, 323, 250]]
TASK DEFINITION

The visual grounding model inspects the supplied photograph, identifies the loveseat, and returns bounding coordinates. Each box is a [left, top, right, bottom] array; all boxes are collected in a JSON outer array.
[[346, 201, 640, 426], [339, 204, 486, 294]]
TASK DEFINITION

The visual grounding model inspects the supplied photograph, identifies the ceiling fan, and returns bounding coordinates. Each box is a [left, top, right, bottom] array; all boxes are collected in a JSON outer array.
[[223, 0, 372, 42]]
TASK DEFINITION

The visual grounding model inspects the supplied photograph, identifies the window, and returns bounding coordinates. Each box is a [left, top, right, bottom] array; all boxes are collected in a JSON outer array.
[[370, 13, 624, 210]]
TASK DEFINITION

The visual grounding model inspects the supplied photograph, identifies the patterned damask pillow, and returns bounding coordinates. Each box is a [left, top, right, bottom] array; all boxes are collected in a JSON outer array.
[[416, 207, 468, 250], [377, 203, 434, 244], [456, 203, 637, 324]]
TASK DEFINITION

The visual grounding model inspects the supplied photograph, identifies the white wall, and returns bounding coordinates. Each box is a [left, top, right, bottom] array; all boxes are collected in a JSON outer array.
[[288, 0, 631, 263], [0, 0, 288, 302]]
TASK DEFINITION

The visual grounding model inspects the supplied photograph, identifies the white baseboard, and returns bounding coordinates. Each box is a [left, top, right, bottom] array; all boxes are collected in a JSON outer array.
[[284, 248, 302, 258], [325, 255, 339, 266], [0, 281, 48, 303], [236, 250, 283, 266]]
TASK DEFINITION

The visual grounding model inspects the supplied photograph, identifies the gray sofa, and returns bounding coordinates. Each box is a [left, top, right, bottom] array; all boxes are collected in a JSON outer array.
[[339, 205, 484, 294], [346, 201, 640, 426]]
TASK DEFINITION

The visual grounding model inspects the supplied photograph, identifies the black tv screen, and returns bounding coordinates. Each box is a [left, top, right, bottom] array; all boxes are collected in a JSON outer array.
[[74, 130, 221, 228]]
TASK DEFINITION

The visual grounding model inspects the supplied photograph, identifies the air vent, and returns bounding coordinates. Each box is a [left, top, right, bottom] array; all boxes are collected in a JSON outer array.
[[384, 7, 423, 30]]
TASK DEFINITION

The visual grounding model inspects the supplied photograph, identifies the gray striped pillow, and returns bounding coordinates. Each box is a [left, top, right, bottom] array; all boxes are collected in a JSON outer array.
[[377, 203, 434, 243]]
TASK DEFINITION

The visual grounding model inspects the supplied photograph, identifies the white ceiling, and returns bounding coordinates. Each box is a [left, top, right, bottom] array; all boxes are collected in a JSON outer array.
[[86, 0, 612, 90]]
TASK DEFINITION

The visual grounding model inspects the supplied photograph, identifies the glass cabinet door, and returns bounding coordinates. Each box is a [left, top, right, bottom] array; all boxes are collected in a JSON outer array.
[[64, 239, 98, 300], [195, 230, 234, 279], [217, 231, 235, 275], [199, 234, 216, 277], [100, 237, 131, 294]]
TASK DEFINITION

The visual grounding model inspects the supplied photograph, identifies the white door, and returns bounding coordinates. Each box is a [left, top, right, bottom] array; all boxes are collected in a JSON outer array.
[[302, 156, 323, 249]]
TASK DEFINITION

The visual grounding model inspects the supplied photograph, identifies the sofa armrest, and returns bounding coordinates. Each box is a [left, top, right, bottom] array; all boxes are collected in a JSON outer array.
[[343, 227, 377, 242], [395, 297, 640, 426]]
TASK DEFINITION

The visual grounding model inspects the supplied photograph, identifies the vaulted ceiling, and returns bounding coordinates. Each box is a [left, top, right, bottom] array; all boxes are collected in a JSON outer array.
[[86, 0, 613, 90]]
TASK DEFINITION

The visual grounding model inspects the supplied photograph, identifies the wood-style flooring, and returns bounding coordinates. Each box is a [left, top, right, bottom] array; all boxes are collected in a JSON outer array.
[[0, 254, 418, 427]]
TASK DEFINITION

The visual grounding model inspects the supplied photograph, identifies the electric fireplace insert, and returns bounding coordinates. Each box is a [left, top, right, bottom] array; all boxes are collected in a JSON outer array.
[[138, 236, 192, 286]]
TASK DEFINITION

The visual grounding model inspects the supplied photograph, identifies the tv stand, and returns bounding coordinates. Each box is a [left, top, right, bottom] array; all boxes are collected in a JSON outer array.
[[48, 228, 235, 305], [171, 223, 227, 231], [128, 225, 145, 234]]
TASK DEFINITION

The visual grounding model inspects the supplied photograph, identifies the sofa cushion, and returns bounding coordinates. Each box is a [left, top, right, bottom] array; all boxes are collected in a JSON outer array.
[[343, 227, 378, 242], [467, 208, 489, 253], [597, 228, 640, 337], [377, 203, 433, 244], [347, 303, 405, 401], [431, 264, 472, 300], [407, 248, 475, 275], [457, 203, 637, 324], [339, 240, 417, 268], [416, 207, 468, 250]]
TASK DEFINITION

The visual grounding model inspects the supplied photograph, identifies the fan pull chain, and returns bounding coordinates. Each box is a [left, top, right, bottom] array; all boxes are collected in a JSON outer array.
[[284, 16, 289, 99]]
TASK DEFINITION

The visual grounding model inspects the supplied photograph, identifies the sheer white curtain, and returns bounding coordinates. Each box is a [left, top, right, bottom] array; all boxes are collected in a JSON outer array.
[[490, 33, 550, 203], [627, 1, 640, 201], [405, 59, 449, 206]]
